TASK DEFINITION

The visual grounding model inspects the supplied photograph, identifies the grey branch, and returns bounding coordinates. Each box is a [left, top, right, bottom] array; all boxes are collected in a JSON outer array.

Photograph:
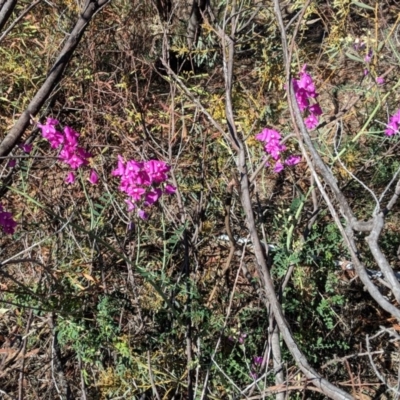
[[0, 0, 112, 159]]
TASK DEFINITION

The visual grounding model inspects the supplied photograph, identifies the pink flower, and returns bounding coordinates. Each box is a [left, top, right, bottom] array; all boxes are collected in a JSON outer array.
[[7, 159, 16, 168], [145, 188, 162, 205], [65, 172, 76, 184], [19, 143, 32, 153], [309, 103, 322, 116], [127, 186, 145, 202], [88, 170, 99, 185], [138, 209, 148, 220], [253, 356, 263, 366], [65, 153, 86, 170], [113, 156, 175, 217], [164, 184, 176, 194], [304, 114, 319, 130], [293, 87, 310, 112], [376, 76, 385, 85], [385, 109, 400, 136], [285, 155, 301, 166], [0, 205, 17, 234], [47, 132, 64, 149], [63, 126, 79, 147], [364, 50, 372, 63], [125, 199, 135, 212], [266, 142, 286, 160], [293, 66, 323, 121], [255, 128, 281, 142], [112, 155, 126, 176], [274, 161, 284, 173]]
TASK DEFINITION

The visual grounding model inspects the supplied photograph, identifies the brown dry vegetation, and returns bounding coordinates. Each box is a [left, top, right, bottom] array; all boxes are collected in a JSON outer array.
[[1, 0, 400, 399]]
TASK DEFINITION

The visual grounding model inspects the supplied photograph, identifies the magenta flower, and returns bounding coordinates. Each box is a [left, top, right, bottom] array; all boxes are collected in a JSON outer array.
[[293, 65, 322, 129], [304, 114, 319, 130], [113, 156, 176, 219], [7, 159, 16, 168], [145, 188, 162, 205], [125, 199, 135, 212], [37, 119, 59, 138], [64, 126, 79, 147], [65, 153, 86, 170], [138, 209, 148, 220], [39, 119, 94, 186], [255, 128, 281, 142], [164, 184, 176, 194], [364, 50, 372, 63], [127, 186, 146, 202], [376, 76, 385, 85], [0, 205, 17, 234], [285, 155, 301, 166], [88, 170, 99, 185], [265, 142, 286, 160], [309, 103, 322, 116], [253, 356, 263, 366], [112, 155, 126, 176], [385, 109, 400, 136], [274, 161, 284, 173], [65, 172, 76, 184], [19, 143, 32, 153]]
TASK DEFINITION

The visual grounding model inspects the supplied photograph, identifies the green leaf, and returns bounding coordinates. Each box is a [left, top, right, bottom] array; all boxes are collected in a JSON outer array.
[[351, 0, 375, 10], [345, 51, 364, 63]]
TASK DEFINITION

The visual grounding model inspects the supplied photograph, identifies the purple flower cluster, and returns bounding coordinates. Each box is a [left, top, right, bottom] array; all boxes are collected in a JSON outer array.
[[37, 118, 98, 185], [0, 204, 17, 234], [385, 109, 400, 136], [255, 128, 301, 173], [112, 156, 176, 220], [293, 65, 322, 130], [250, 356, 263, 380]]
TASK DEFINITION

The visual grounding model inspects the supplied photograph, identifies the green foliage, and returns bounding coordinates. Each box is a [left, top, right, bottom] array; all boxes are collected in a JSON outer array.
[[57, 295, 121, 364], [1, 0, 400, 398]]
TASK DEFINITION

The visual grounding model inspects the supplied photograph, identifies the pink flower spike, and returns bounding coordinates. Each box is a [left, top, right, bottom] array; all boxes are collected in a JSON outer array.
[[376, 76, 385, 85], [65, 172, 76, 184], [164, 184, 176, 195], [274, 161, 284, 173], [138, 209, 148, 220], [285, 155, 301, 166], [88, 169, 99, 185]]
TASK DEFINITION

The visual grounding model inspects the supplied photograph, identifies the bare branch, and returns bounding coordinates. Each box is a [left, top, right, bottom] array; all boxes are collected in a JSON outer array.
[[0, 0, 17, 32], [0, 0, 112, 158]]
